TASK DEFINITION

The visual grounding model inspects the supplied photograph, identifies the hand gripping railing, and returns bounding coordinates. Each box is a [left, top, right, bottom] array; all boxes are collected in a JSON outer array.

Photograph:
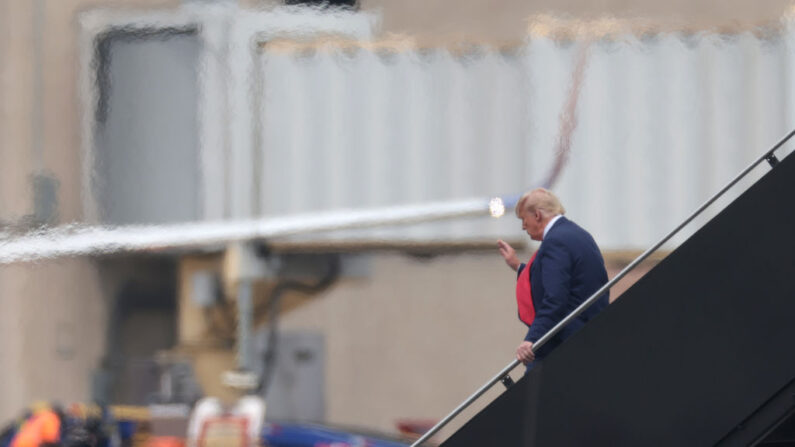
[[410, 129, 795, 447]]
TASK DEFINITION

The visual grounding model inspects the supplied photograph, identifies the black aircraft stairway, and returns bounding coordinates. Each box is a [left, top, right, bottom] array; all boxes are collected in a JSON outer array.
[[439, 146, 795, 446]]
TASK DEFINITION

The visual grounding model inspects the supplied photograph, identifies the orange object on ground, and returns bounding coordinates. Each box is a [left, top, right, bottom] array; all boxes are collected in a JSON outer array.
[[10, 409, 61, 447], [147, 436, 185, 447]]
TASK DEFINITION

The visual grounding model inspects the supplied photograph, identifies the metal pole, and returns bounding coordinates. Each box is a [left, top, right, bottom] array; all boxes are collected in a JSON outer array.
[[410, 129, 795, 446], [237, 279, 254, 371]]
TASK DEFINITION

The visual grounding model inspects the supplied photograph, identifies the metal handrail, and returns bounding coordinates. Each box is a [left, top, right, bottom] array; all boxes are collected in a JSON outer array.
[[410, 129, 795, 447]]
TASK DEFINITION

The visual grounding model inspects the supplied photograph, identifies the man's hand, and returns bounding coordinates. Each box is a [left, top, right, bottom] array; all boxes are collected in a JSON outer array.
[[497, 240, 520, 271], [516, 341, 535, 364]]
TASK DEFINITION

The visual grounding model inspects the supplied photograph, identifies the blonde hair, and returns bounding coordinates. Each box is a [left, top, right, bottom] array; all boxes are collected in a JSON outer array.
[[515, 188, 566, 218]]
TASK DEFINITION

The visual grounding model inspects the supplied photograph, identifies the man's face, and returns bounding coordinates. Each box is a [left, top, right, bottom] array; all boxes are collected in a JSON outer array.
[[520, 208, 544, 241]]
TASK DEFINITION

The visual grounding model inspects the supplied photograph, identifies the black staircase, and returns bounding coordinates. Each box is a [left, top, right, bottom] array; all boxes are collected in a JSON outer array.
[[439, 140, 795, 446]]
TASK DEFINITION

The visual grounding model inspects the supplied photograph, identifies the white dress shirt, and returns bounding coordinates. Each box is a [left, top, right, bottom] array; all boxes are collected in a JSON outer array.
[[543, 214, 563, 240]]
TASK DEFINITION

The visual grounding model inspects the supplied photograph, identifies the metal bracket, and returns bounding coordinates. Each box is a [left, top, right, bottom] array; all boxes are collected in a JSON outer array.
[[766, 153, 780, 168], [501, 375, 515, 389]]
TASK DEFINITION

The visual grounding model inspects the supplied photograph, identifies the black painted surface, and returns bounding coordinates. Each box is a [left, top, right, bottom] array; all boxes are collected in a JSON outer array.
[[759, 410, 795, 445], [715, 376, 795, 446], [441, 149, 795, 447]]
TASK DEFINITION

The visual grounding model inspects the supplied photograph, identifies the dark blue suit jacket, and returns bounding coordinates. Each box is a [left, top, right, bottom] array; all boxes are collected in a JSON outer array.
[[517, 216, 609, 359]]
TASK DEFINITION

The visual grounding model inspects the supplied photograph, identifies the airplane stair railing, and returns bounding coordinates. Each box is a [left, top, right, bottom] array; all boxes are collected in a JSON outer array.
[[412, 129, 795, 447]]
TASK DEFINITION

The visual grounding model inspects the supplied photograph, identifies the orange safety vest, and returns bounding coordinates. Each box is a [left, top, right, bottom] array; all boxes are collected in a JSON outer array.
[[10, 410, 60, 447]]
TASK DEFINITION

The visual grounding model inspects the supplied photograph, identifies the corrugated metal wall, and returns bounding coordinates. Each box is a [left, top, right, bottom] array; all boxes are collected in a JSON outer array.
[[532, 32, 795, 249], [256, 43, 529, 242], [234, 27, 795, 250]]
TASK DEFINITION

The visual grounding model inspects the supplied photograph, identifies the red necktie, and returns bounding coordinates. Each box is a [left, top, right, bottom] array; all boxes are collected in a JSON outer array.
[[516, 252, 537, 326]]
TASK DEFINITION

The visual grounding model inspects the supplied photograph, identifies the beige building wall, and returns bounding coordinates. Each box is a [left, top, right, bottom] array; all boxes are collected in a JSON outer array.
[[365, 0, 795, 44], [1, 0, 34, 220], [277, 251, 529, 438]]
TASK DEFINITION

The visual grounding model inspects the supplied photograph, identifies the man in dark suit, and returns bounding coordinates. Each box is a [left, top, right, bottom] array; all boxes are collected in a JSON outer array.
[[498, 188, 609, 366]]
